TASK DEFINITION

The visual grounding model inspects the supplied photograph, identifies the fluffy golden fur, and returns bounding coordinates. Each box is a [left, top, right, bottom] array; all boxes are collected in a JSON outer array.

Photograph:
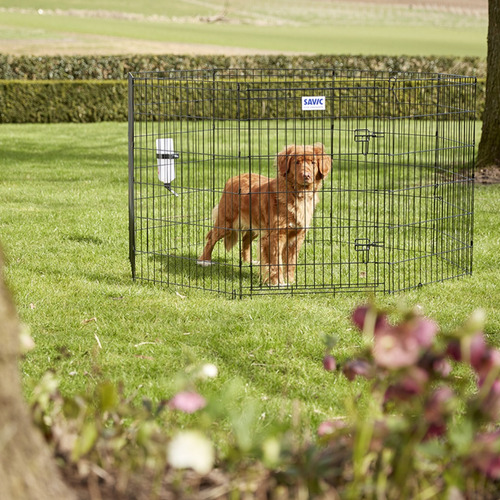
[[197, 143, 331, 285]]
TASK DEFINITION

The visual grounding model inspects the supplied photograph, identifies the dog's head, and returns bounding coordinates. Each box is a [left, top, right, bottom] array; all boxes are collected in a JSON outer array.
[[277, 143, 331, 187]]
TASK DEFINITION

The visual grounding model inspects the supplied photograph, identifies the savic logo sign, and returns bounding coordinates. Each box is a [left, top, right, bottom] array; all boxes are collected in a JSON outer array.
[[302, 96, 326, 111]]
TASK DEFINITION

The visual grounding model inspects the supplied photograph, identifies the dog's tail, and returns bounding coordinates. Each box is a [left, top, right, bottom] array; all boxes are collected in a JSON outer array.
[[224, 231, 238, 252], [211, 204, 219, 224]]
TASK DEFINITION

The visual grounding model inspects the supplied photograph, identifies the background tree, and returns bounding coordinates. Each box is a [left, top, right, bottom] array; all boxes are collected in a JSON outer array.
[[477, 0, 500, 170], [0, 250, 74, 500]]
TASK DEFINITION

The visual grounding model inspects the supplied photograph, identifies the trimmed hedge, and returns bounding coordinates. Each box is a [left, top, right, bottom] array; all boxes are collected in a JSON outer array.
[[0, 80, 127, 123], [0, 54, 487, 81], [134, 75, 481, 120], [0, 77, 485, 124], [0, 54, 486, 123]]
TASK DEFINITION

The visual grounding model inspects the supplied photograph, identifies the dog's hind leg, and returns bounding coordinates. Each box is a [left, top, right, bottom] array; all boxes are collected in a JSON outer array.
[[197, 201, 237, 266], [197, 227, 224, 266], [241, 231, 259, 264], [197, 205, 228, 265]]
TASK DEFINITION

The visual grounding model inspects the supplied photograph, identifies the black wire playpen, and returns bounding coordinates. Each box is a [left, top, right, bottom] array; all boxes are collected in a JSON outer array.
[[128, 69, 476, 297]]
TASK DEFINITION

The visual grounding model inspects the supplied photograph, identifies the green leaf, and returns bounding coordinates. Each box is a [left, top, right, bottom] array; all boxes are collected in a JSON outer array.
[[71, 421, 98, 461], [97, 381, 118, 413], [448, 419, 475, 455]]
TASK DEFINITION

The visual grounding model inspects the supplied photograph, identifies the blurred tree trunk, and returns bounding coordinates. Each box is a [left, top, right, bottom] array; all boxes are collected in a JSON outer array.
[[477, 0, 500, 170], [0, 251, 75, 500]]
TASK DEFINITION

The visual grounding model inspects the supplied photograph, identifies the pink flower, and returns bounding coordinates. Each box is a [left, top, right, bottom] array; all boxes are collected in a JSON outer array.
[[409, 318, 438, 349], [418, 352, 452, 378], [342, 359, 373, 381], [446, 339, 461, 361], [475, 348, 500, 380], [169, 391, 206, 414], [373, 326, 421, 369], [384, 367, 429, 402], [424, 422, 447, 440], [424, 386, 454, 424], [351, 305, 388, 334], [323, 355, 337, 372], [372, 318, 437, 370], [432, 357, 452, 378], [479, 379, 500, 421], [318, 419, 345, 437], [469, 431, 500, 479], [469, 333, 488, 369], [447, 332, 487, 368]]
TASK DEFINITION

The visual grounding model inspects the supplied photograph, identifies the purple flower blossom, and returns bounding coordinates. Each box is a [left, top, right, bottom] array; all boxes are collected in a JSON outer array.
[[418, 352, 452, 378], [318, 419, 346, 437], [409, 318, 438, 349], [468, 333, 488, 369], [475, 348, 500, 381], [351, 305, 388, 334], [323, 355, 337, 372], [372, 318, 437, 370], [447, 332, 487, 368], [478, 379, 500, 421], [470, 431, 500, 479], [373, 327, 421, 369], [424, 386, 454, 426], [446, 339, 461, 361], [384, 367, 429, 402], [342, 359, 373, 381], [424, 422, 447, 440], [169, 391, 207, 414], [432, 357, 452, 378]]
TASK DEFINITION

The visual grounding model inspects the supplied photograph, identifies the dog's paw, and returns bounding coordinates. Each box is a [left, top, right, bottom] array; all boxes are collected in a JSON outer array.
[[196, 259, 213, 267], [265, 279, 290, 288]]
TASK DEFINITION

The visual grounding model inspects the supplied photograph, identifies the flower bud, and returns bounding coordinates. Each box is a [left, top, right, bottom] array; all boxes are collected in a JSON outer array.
[[318, 419, 345, 437], [323, 355, 337, 372], [200, 363, 218, 379], [351, 305, 388, 335], [168, 391, 206, 414], [342, 359, 373, 381], [424, 386, 454, 424]]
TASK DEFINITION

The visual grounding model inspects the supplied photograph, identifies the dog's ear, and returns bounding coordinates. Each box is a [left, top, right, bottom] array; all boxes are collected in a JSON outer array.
[[277, 145, 296, 177], [314, 143, 331, 179]]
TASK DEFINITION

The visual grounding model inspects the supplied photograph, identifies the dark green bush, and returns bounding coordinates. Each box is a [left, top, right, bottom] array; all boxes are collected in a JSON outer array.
[[0, 80, 128, 123], [0, 77, 485, 123], [0, 54, 487, 81], [0, 52, 486, 123]]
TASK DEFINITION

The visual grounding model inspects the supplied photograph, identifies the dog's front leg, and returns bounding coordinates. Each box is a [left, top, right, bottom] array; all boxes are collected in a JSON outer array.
[[284, 230, 306, 283], [261, 230, 287, 286]]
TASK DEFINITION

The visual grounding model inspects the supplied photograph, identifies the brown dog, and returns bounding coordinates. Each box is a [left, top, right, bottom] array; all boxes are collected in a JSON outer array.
[[197, 143, 331, 286]]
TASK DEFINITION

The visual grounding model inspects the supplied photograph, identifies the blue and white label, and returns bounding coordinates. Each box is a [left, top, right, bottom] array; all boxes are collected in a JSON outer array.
[[302, 96, 326, 111]]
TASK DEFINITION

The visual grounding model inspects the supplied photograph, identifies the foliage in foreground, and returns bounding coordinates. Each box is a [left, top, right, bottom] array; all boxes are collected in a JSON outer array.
[[30, 304, 500, 499]]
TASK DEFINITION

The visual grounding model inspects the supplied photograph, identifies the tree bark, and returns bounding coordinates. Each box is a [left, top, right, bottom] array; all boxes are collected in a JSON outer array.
[[477, 0, 500, 170], [0, 250, 75, 500]]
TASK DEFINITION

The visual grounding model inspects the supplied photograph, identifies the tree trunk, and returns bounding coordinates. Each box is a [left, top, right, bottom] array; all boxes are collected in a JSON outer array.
[[476, 0, 500, 170], [0, 250, 75, 500]]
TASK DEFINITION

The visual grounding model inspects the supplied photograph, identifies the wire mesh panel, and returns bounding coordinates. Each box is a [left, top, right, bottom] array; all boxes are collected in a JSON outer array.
[[128, 69, 476, 297]]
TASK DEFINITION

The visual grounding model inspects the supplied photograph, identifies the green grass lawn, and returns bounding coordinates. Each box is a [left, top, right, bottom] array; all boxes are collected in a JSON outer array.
[[0, 0, 487, 57], [1, 122, 499, 433]]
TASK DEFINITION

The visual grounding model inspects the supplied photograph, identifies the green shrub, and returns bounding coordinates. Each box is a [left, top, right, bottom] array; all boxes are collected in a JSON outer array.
[[0, 80, 127, 123], [0, 54, 487, 81], [0, 77, 485, 123], [0, 54, 486, 123]]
